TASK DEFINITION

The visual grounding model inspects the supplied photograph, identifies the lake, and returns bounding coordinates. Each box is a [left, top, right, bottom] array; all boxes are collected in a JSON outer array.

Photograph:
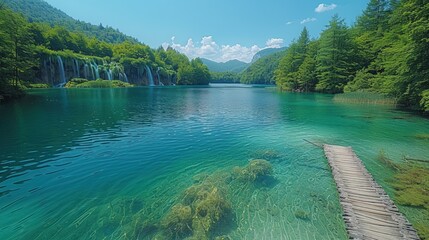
[[0, 84, 428, 239]]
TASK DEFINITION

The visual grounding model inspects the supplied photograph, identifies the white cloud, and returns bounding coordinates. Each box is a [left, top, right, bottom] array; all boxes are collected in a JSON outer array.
[[286, 21, 294, 25], [315, 3, 337, 13], [301, 17, 317, 24], [163, 36, 284, 63], [266, 38, 284, 48]]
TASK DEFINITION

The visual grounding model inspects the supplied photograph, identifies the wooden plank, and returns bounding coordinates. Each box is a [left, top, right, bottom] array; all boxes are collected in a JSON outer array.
[[324, 144, 420, 240]]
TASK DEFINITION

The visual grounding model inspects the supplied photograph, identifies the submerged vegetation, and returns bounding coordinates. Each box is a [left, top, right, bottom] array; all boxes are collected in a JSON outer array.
[[414, 134, 429, 141], [377, 150, 400, 171], [159, 159, 275, 239], [393, 165, 429, 239], [59, 157, 277, 240], [232, 159, 273, 182], [376, 151, 429, 239]]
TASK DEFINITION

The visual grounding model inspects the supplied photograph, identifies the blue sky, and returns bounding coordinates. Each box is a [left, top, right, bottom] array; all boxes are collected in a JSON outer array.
[[44, 0, 369, 62]]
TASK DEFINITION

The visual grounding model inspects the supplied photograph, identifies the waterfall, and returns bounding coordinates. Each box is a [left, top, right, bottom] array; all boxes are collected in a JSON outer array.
[[42, 59, 48, 83], [145, 65, 154, 86], [156, 67, 164, 86], [84, 64, 90, 79], [91, 62, 100, 80], [124, 73, 129, 83], [105, 69, 112, 80], [57, 56, 66, 87], [74, 59, 80, 78]]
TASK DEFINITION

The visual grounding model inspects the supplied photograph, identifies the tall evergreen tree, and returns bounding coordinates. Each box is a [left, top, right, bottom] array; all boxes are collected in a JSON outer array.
[[0, 6, 36, 90], [316, 15, 357, 93], [392, 0, 429, 109], [297, 41, 319, 92], [356, 0, 390, 32], [275, 27, 309, 91]]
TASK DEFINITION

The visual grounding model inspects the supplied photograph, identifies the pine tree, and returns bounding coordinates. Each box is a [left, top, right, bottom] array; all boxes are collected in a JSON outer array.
[[316, 15, 357, 93], [275, 27, 309, 91]]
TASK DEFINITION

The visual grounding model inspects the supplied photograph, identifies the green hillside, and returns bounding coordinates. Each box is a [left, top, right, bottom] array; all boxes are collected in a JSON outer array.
[[2, 0, 137, 43], [241, 50, 286, 84], [251, 47, 287, 63]]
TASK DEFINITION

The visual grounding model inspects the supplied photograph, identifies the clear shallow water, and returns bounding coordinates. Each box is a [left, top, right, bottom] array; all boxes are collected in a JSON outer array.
[[0, 85, 428, 239]]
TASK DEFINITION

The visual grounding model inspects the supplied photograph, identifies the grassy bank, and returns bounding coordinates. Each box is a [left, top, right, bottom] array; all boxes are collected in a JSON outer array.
[[333, 92, 397, 105], [65, 78, 133, 88]]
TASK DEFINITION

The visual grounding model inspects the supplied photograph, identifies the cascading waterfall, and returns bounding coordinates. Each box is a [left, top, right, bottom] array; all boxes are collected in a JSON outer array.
[[39, 56, 155, 86], [123, 73, 129, 83], [57, 56, 66, 87], [74, 59, 80, 78], [105, 69, 112, 80], [108, 69, 113, 80], [84, 64, 90, 80], [145, 65, 155, 86], [156, 67, 164, 86], [91, 62, 100, 80]]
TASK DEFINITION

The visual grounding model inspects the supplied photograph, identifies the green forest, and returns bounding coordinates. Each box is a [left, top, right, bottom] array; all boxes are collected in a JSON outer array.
[[274, 0, 429, 112]]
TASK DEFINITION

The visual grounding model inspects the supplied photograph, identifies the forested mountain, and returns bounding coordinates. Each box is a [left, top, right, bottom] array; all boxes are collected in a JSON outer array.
[[201, 58, 249, 73], [207, 49, 287, 84], [2, 0, 137, 44], [275, 0, 429, 112], [241, 51, 286, 84], [251, 47, 287, 63]]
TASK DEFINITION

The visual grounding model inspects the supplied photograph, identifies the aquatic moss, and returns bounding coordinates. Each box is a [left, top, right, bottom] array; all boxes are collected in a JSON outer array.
[[393, 167, 429, 208], [161, 203, 193, 238], [377, 149, 400, 171], [192, 186, 232, 239], [415, 134, 429, 141], [415, 220, 429, 240], [233, 159, 273, 182], [392, 165, 429, 239], [294, 209, 310, 220], [251, 149, 281, 160], [161, 174, 232, 240]]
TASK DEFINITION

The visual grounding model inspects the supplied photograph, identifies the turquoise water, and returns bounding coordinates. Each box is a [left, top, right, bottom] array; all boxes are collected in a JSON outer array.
[[0, 85, 428, 239]]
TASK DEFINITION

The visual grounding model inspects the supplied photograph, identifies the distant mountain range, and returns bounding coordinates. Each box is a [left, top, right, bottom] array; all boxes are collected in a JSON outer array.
[[201, 47, 287, 73], [2, 0, 137, 43], [200, 58, 250, 73]]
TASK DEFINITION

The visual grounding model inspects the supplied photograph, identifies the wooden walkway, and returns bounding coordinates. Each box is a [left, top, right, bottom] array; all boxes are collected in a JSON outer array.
[[323, 144, 420, 240]]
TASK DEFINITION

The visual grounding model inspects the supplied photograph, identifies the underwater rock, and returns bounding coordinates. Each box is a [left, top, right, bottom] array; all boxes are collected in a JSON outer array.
[[233, 159, 273, 182]]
